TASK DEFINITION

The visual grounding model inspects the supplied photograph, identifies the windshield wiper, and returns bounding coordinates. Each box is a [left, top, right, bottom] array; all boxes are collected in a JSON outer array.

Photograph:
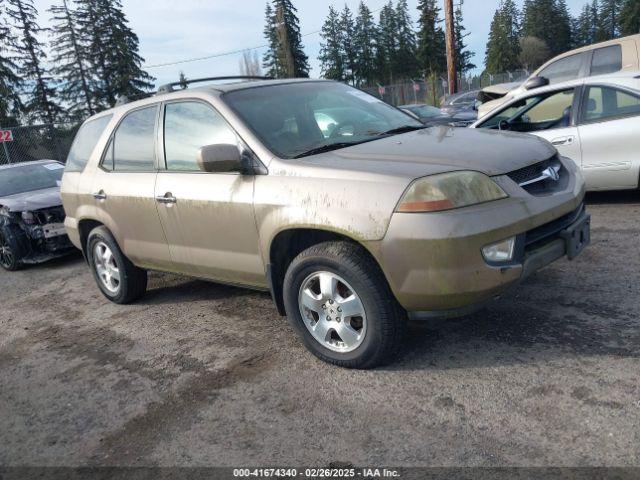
[[293, 141, 367, 158], [376, 125, 427, 136]]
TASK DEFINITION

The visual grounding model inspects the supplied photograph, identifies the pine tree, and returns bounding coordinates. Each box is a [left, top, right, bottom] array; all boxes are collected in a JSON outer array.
[[453, 5, 476, 76], [0, 1, 22, 124], [485, 0, 521, 75], [262, 3, 283, 78], [393, 0, 419, 80], [6, 0, 61, 124], [590, 0, 605, 41], [376, 1, 397, 84], [620, 0, 640, 34], [76, 0, 154, 108], [340, 5, 356, 85], [522, 0, 572, 56], [48, 0, 95, 121], [352, 1, 377, 87], [598, 0, 624, 39], [272, 0, 310, 77], [319, 6, 345, 81], [574, 3, 595, 47], [554, 0, 573, 52], [416, 0, 446, 77]]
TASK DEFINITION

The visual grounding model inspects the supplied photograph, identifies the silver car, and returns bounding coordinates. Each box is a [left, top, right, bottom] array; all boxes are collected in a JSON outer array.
[[472, 72, 640, 191]]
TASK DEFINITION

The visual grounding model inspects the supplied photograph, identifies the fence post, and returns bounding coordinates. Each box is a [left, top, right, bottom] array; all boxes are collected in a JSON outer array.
[[0, 125, 10, 164], [49, 124, 65, 163]]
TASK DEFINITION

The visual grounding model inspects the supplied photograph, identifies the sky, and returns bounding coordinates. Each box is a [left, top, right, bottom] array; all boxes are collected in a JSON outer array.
[[33, 0, 588, 88]]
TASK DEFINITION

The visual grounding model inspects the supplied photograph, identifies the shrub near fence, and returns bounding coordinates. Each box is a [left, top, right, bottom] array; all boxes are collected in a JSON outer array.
[[0, 123, 79, 166]]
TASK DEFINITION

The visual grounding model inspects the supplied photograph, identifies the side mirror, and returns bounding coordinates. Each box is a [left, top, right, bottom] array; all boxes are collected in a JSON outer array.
[[197, 144, 243, 173], [524, 76, 549, 90]]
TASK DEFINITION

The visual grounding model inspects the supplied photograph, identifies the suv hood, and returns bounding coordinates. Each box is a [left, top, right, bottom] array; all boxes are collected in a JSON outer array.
[[303, 127, 557, 179], [0, 186, 62, 212]]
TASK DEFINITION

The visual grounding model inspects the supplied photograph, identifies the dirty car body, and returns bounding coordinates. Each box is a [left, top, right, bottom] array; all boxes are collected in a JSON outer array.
[[0, 161, 74, 270], [61, 78, 589, 368]]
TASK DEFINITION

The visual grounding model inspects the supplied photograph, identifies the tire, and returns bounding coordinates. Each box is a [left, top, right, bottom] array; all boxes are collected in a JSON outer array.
[[86, 226, 147, 304], [283, 241, 407, 369], [0, 225, 26, 271]]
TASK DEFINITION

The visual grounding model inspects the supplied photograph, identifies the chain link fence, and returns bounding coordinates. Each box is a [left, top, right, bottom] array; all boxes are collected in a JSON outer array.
[[362, 70, 531, 107], [0, 123, 79, 166]]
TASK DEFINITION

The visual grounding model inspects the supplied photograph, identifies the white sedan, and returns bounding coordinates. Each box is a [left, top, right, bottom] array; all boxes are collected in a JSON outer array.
[[471, 72, 640, 191]]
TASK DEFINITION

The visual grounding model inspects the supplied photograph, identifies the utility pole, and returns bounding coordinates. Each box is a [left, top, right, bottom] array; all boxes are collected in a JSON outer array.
[[275, 5, 295, 78], [444, 0, 457, 95]]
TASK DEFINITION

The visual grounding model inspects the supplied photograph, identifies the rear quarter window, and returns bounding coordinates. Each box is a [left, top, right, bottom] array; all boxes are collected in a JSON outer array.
[[590, 45, 623, 76], [65, 115, 113, 172]]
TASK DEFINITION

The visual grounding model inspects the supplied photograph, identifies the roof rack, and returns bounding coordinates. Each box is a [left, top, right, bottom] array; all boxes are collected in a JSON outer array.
[[156, 76, 272, 94], [114, 92, 155, 106]]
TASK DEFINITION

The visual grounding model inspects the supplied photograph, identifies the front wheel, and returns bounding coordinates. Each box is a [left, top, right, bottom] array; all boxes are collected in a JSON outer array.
[[86, 226, 147, 304], [283, 241, 407, 369], [0, 226, 25, 271]]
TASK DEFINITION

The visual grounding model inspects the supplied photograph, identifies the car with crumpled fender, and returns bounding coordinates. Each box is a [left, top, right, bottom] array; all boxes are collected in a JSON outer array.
[[0, 160, 74, 270], [61, 77, 590, 369]]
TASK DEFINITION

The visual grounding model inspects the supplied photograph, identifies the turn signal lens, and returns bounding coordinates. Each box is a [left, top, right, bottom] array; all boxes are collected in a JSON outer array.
[[396, 171, 507, 213], [482, 237, 516, 263]]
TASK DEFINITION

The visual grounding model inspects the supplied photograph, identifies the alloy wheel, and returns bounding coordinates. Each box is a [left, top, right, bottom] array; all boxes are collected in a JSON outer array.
[[93, 241, 121, 293], [298, 271, 367, 353]]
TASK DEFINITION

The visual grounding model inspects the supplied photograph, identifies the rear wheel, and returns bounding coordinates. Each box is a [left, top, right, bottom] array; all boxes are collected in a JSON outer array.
[[283, 241, 407, 369], [0, 226, 24, 271], [86, 226, 147, 304]]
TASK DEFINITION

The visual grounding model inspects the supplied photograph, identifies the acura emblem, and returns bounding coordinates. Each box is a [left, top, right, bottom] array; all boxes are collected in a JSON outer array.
[[519, 163, 562, 187], [541, 166, 560, 182]]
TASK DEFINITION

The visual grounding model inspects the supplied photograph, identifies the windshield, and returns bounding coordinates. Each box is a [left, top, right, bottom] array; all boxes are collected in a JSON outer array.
[[223, 82, 423, 159], [0, 162, 64, 197], [403, 105, 442, 118]]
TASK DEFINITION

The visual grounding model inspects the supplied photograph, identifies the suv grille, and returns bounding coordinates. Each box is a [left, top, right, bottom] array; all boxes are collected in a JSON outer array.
[[507, 157, 567, 195]]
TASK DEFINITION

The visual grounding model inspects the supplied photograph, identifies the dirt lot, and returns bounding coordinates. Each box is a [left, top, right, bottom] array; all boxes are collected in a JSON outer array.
[[1, 191, 639, 468]]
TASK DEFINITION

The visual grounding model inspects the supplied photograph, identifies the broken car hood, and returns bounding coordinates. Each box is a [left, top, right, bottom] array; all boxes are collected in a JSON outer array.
[[0, 186, 62, 212], [302, 127, 557, 179]]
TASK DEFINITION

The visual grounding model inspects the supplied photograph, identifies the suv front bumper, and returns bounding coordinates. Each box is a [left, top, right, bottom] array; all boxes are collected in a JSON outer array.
[[365, 171, 587, 314]]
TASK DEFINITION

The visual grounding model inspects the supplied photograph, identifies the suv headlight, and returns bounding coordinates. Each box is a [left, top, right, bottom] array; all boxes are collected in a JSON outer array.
[[395, 171, 508, 213]]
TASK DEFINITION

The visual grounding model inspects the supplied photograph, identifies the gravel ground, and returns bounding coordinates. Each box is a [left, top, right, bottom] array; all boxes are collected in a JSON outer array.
[[1, 191, 639, 468]]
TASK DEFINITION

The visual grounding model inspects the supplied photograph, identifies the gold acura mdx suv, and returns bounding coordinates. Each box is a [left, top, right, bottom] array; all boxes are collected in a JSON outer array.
[[62, 78, 590, 368]]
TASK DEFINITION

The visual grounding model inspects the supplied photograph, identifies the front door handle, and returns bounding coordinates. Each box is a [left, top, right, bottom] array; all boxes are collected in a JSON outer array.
[[93, 190, 107, 200], [155, 193, 177, 204], [551, 135, 575, 146]]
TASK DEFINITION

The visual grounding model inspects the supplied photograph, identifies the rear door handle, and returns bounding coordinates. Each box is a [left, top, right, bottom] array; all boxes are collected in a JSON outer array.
[[155, 193, 177, 204], [93, 190, 107, 200], [551, 136, 575, 146]]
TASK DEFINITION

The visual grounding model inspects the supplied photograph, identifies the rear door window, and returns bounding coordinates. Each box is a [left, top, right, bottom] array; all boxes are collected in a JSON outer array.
[[112, 106, 158, 171], [590, 45, 622, 76], [65, 115, 112, 172], [581, 86, 640, 123], [539, 53, 586, 84]]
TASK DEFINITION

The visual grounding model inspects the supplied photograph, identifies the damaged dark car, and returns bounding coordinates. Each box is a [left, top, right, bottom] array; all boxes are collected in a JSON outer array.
[[0, 160, 74, 271]]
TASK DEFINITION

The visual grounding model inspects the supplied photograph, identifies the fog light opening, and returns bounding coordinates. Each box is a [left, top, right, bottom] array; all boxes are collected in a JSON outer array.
[[482, 237, 516, 263]]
